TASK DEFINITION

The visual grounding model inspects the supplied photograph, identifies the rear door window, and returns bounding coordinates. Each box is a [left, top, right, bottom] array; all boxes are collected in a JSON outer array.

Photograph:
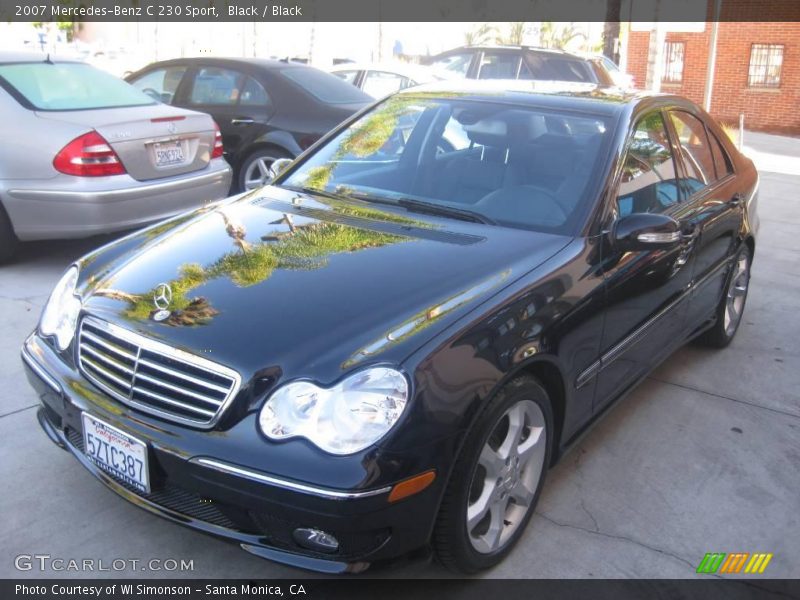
[[188, 67, 244, 105], [129, 66, 187, 104], [239, 76, 270, 107], [668, 110, 716, 196]]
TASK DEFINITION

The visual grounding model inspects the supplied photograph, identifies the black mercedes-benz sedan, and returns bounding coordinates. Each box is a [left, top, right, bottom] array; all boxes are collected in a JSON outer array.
[[22, 80, 758, 574]]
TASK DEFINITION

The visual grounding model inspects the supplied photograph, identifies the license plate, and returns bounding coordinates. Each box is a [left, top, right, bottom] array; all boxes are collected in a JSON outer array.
[[153, 140, 185, 167], [82, 413, 149, 493]]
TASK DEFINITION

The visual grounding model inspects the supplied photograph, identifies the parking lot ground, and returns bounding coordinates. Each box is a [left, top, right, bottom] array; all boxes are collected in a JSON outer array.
[[1, 132, 798, 579]]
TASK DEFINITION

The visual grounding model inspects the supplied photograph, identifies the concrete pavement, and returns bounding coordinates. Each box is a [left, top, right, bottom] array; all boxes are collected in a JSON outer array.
[[1, 132, 798, 579]]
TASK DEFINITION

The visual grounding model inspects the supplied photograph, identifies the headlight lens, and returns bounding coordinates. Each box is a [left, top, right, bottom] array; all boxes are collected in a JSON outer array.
[[39, 266, 82, 351], [258, 367, 409, 455]]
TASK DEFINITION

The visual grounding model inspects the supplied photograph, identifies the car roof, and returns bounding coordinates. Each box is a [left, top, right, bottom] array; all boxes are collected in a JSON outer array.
[[139, 56, 313, 71], [397, 79, 656, 115], [439, 45, 586, 60], [329, 61, 442, 81], [0, 51, 81, 64]]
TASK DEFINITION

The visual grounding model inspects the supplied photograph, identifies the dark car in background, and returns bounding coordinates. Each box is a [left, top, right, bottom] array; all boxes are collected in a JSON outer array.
[[24, 80, 757, 574], [424, 45, 615, 85], [126, 58, 372, 192]]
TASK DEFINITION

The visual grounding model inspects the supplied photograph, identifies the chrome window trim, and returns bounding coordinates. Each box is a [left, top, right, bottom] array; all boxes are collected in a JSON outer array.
[[77, 316, 242, 429], [191, 457, 392, 500]]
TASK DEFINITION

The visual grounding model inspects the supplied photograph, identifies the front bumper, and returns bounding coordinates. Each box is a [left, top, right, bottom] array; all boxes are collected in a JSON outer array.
[[4, 160, 231, 241], [21, 334, 447, 573]]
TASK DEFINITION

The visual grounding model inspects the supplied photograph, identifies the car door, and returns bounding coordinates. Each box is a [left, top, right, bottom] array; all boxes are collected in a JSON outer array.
[[592, 110, 697, 411], [666, 109, 743, 332], [182, 64, 273, 162]]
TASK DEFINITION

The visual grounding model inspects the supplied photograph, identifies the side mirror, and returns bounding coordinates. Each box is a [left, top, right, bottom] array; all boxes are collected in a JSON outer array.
[[268, 158, 294, 181], [613, 213, 681, 252]]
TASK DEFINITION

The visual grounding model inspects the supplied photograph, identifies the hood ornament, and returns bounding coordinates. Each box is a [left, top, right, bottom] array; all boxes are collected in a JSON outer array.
[[152, 283, 173, 322]]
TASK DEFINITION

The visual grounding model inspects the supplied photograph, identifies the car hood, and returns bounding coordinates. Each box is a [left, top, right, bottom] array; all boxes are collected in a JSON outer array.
[[78, 186, 571, 386]]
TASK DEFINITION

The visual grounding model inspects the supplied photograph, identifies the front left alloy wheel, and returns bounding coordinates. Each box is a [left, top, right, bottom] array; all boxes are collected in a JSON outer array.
[[433, 375, 552, 573]]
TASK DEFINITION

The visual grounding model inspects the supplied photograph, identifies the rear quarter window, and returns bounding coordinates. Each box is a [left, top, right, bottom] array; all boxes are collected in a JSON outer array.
[[0, 62, 155, 110]]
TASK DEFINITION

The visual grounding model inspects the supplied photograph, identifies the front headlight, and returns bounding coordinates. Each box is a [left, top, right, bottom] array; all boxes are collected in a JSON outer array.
[[258, 367, 409, 455], [39, 266, 82, 351]]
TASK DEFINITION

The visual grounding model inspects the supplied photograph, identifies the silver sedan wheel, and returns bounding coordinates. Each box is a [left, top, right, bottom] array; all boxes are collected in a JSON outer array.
[[724, 252, 750, 336], [243, 155, 279, 191], [466, 400, 547, 554]]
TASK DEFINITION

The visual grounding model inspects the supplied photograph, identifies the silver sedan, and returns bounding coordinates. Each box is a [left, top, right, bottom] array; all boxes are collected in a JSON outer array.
[[0, 52, 232, 261]]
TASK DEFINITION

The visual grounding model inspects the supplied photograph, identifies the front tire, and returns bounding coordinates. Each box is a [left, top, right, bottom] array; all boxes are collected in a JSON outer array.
[[696, 245, 752, 348], [433, 375, 553, 573]]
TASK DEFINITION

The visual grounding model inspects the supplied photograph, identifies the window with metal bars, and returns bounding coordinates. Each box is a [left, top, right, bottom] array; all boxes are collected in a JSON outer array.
[[748, 44, 784, 88], [662, 41, 685, 83]]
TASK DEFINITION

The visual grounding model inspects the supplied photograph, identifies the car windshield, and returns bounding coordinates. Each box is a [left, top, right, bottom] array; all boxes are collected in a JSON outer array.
[[0, 62, 156, 111], [280, 67, 370, 104], [281, 95, 612, 234]]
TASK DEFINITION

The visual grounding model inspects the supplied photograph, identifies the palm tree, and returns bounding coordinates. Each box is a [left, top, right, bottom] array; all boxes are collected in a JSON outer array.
[[539, 22, 586, 50], [464, 23, 496, 46], [496, 22, 529, 46]]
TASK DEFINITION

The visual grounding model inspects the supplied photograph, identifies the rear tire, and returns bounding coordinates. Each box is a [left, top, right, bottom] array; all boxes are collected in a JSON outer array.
[[696, 245, 751, 348], [433, 375, 553, 573], [0, 202, 19, 264], [236, 147, 291, 193]]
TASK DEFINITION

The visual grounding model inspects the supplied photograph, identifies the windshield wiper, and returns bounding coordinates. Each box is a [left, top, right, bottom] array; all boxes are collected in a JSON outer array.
[[345, 191, 495, 225]]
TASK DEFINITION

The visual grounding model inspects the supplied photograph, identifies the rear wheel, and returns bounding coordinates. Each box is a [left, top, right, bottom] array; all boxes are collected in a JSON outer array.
[[0, 202, 19, 263], [237, 147, 291, 193], [696, 245, 751, 348], [433, 375, 552, 573]]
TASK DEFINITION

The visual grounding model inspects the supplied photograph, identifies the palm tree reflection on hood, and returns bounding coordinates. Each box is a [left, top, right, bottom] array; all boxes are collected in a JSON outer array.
[[95, 207, 406, 327]]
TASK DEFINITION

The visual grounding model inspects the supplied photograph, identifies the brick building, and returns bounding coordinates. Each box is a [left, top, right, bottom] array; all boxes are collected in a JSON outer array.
[[624, 1, 800, 135]]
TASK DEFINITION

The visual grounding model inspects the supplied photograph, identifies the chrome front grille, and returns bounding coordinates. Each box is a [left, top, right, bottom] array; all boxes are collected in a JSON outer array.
[[77, 316, 240, 428]]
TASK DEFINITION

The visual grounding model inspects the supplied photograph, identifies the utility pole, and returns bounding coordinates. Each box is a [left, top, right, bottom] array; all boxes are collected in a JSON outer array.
[[703, 0, 722, 112], [644, 0, 664, 92]]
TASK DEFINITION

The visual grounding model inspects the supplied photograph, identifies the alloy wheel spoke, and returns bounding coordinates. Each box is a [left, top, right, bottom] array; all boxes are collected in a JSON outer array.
[[467, 478, 497, 530], [498, 403, 526, 461], [509, 477, 535, 508], [479, 445, 505, 479], [517, 425, 544, 468]]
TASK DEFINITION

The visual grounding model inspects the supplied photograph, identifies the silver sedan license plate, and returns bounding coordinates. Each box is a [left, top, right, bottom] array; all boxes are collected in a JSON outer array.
[[153, 140, 185, 167], [82, 413, 150, 493]]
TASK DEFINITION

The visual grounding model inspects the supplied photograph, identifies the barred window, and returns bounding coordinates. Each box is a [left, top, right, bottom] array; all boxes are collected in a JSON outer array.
[[748, 44, 784, 88], [662, 41, 685, 83]]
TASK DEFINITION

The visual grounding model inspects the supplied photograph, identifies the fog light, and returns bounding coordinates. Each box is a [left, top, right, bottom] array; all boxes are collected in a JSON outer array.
[[293, 528, 339, 553]]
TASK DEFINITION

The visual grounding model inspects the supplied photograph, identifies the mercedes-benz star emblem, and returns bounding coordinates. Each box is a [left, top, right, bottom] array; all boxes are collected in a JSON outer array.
[[167, 122, 177, 134], [152, 283, 173, 321]]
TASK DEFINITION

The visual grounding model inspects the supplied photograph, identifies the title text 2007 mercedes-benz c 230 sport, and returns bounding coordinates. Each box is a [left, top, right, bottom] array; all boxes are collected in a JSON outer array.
[[22, 80, 758, 574]]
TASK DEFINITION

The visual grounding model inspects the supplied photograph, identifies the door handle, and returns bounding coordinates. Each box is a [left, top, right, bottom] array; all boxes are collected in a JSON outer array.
[[730, 193, 744, 207], [230, 118, 254, 125]]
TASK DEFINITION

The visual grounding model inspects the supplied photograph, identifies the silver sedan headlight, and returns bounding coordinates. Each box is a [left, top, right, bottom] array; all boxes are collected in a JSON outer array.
[[258, 367, 409, 455], [39, 266, 82, 351]]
